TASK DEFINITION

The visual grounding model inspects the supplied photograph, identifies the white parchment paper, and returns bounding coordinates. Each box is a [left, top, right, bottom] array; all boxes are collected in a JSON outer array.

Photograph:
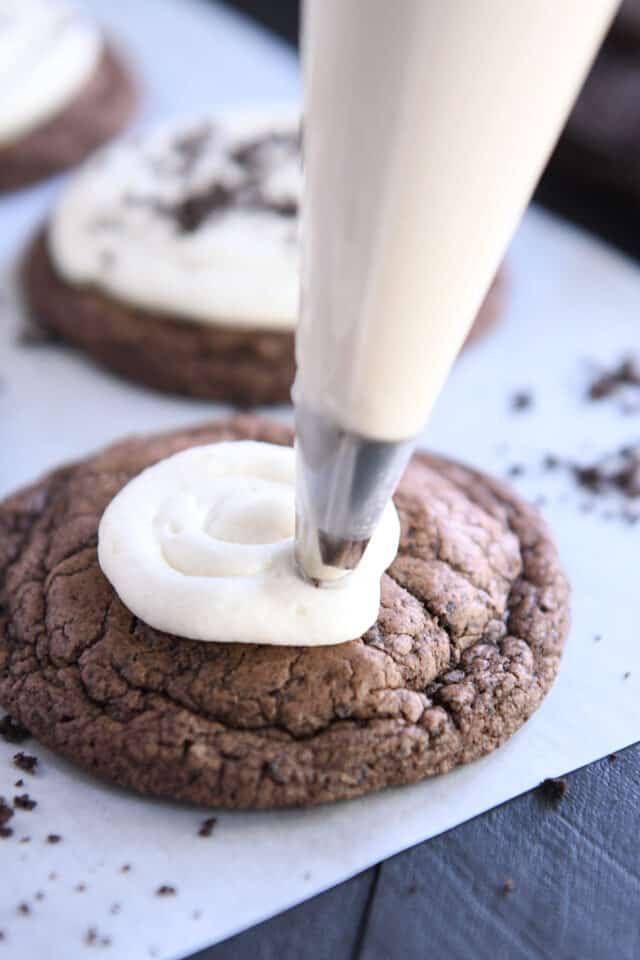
[[0, 2, 639, 958]]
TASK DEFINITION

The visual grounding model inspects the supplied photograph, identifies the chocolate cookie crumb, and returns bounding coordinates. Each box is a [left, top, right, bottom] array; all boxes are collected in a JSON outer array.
[[120, 864, 131, 874], [608, 753, 618, 762], [13, 794, 36, 811], [511, 390, 533, 411], [0, 826, 13, 839], [572, 445, 640, 499], [14, 779, 24, 788], [17, 903, 30, 916], [75, 884, 87, 893], [588, 355, 640, 400], [86, 928, 111, 947], [198, 817, 217, 837], [0, 798, 14, 827], [0, 714, 30, 744], [13, 752, 38, 775], [502, 878, 515, 895], [539, 777, 567, 804], [155, 885, 176, 897], [46, 834, 62, 844]]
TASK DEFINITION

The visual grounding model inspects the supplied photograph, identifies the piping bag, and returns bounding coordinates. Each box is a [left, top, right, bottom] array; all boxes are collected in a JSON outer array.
[[293, 0, 617, 586]]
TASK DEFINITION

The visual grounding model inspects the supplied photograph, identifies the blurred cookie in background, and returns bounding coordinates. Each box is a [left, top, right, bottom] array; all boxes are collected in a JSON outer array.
[[22, 108, 506, 405], [549, 1, 640, 205], [612, 0, 640, 48], [0, 0, 137, 192]]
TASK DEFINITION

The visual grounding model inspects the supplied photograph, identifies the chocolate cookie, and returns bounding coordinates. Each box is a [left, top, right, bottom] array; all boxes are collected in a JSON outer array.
[[22, 230, 505, 406], [22, 108, 505, 405], [0, 46, 136, 193], [552, 13, 640, 203], [0, 416, 569, 809]]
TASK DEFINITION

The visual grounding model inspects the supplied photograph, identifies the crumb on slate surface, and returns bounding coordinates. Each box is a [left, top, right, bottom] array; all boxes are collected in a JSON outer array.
[[13, 793, 36, 811], [502, 878, 515, 895], [539, 777, 568, 804], [46, 834, 62, 844], [17, 903, 30, 916]]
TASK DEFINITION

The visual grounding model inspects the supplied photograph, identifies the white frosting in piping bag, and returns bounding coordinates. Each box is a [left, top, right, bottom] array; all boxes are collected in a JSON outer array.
[[0, 0, 101, 146], [98, 442, 400, 646], [297, 0, 617, 441], [49, 109, 301, 330]]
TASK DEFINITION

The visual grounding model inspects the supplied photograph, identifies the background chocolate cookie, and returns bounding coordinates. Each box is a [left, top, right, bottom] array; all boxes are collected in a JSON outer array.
[[23, 110, 506, 405], [0, 416, 569, 809], [0, 0, 136, 192], [551, 1, 640, 204]]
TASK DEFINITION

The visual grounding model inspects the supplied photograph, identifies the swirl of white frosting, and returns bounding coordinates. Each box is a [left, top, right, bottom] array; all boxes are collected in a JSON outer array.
[[98, 442, 400, 646], [0, 0, 102, 146], [49, 108, 301, 330]]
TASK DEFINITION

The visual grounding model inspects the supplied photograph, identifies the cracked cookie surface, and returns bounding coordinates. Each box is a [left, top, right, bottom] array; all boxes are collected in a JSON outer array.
[[0, 416, 569, 808]]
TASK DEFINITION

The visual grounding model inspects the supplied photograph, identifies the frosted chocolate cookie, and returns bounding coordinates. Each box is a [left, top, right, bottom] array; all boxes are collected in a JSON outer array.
[[0, 0, 136, 192], [0, 416, 569, 809], [22, 111, 505, 405]]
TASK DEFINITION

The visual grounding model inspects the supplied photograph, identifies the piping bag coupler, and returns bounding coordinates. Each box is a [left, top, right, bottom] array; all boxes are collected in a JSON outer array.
[[293, 0, 617, 587]]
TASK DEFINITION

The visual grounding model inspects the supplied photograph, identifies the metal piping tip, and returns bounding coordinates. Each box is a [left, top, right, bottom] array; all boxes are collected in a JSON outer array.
[[293, 406, 414, 587], [294, 523, 369, 588]]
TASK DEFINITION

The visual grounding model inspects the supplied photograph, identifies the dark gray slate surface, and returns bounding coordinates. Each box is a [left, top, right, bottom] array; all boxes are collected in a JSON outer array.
[[193, 742, 639, 960]]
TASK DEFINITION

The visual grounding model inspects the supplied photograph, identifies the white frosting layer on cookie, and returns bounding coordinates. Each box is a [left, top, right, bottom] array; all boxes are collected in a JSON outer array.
[[0, 0, 102, 146], [98, 441, 399, 646], [50, 109, 301, 330]]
